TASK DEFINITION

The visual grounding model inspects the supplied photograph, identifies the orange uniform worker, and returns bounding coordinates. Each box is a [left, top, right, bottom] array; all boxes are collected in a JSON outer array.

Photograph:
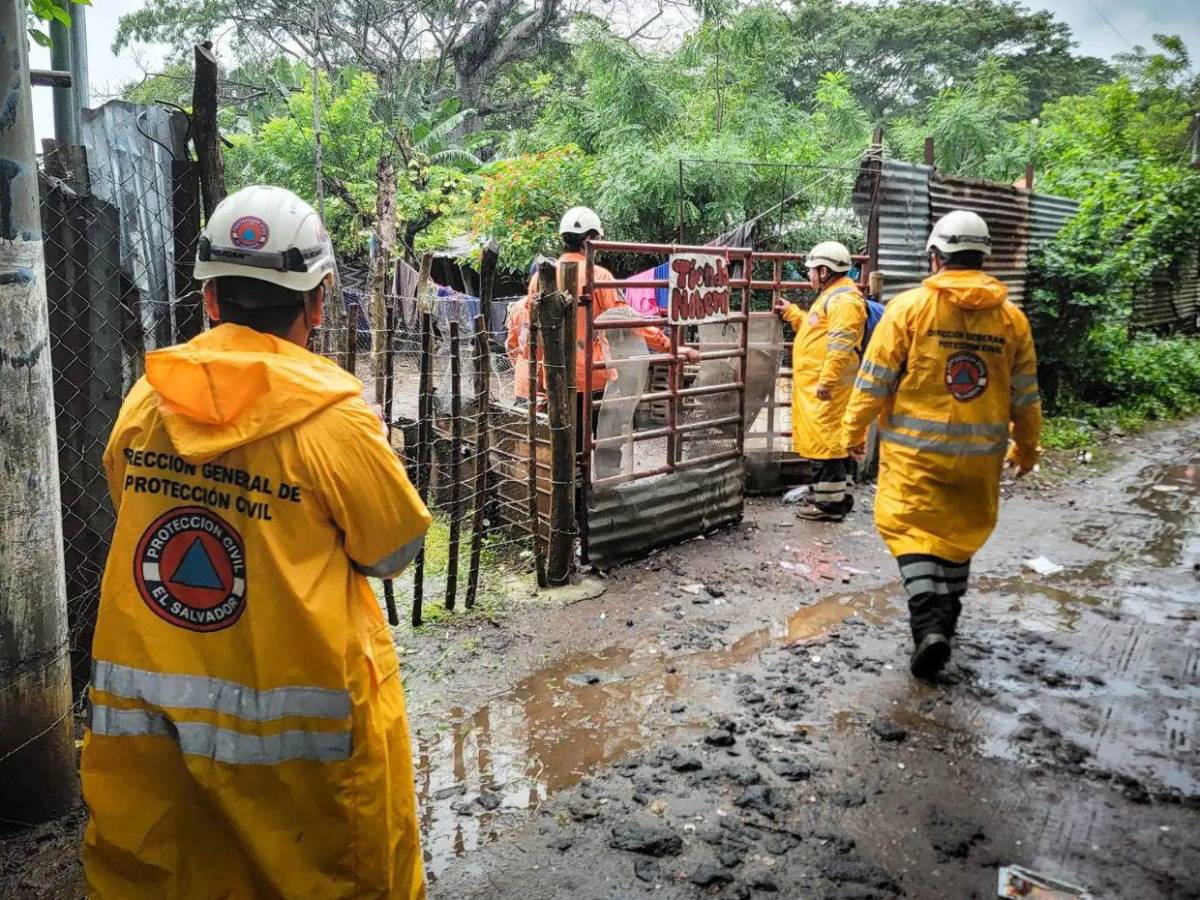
[[524, 207, 700, 467], [842, 210, 1042, 679], [81, 186, 432, 898], [775, 242, 867, 521], [504, 263, 537, 405]]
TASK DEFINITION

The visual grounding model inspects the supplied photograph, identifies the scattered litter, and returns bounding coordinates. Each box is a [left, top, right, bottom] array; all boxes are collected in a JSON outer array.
[[783, 485, 813, 504], [681, 584, 705, 595], [779, 561, 797, 571], [847, 530, 868, 537], [839, 565, 869, 576], [1076, 450, 1093, 464], [1023, 556, 1065, 577], [998, 865, 1092, 898], [810, 655, 822, 664], [1151, 485, 1182, 493]]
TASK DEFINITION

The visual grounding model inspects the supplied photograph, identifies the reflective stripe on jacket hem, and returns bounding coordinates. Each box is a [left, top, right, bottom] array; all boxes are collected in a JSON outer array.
[[880, 428, 1007, 456], [90, 705, 352, 764], [887, 414, 1009, 439], [1012, 391, 1041, 410], [93, 661, 351, 721]]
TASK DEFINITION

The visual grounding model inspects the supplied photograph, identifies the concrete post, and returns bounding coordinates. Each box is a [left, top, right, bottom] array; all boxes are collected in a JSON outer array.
[[0, 0, 79, 822]]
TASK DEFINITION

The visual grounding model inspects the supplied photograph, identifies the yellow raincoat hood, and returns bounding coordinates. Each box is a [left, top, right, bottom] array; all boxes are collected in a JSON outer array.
[[145, 324, 362, 462], [922, 269, 1008, 310]]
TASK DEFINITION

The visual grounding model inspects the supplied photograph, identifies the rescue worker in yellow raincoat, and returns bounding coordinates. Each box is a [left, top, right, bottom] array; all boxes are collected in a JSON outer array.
[[81, 186, 432, 898], [842, 210, 1042, 679], [775, 241, 867, 521]]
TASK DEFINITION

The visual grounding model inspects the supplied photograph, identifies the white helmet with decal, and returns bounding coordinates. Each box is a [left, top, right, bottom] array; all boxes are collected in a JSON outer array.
[[804, 241, 853, 273], [926, 209, 992, 257], [195, 185, 337, 296]]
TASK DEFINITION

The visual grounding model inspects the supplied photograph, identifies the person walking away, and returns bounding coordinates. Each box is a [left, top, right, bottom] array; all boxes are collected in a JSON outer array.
[[529, 207, 700, 472], [842, 210, 1041, 679], [774, 241, 867, 521], [81, 186, 432, 898]]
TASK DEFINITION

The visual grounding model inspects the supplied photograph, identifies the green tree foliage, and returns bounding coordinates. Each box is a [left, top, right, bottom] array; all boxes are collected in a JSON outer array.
[[890, 58, 1031, 180], [225, 71, 479, 259], [26, 0, 89, 48]]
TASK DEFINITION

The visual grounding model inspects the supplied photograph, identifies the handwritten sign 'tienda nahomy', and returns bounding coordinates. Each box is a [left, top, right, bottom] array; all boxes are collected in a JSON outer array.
[[669, 253, 731, 325]]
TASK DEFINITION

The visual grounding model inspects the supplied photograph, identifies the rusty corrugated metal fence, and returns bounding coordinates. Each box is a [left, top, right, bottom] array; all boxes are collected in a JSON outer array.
[[856, 159, 1078, 307]]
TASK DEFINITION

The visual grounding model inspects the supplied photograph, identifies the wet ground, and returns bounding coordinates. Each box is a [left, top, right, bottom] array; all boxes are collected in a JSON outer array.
[[3, 419, 1198, 898]]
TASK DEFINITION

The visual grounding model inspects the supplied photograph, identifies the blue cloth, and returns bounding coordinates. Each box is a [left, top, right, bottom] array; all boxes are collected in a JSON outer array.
[[654, 261, 670, 309]]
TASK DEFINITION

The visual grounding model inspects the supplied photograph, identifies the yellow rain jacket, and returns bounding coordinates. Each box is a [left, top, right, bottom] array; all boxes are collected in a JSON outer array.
[[842, 269, 1042, 562], [81, 324, 432, 899], [780, 276, 868, 459]]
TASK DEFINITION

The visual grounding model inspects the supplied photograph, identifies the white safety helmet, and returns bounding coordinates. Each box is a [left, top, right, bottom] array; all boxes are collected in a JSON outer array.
[[804, 241, 853, 273], [195, 186, 337, 299], [559, 206, 604, 238], [926, 209, 992, 257]]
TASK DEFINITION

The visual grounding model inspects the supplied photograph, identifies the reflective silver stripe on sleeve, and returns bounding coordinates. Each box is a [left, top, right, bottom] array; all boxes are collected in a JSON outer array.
[[853, 377, 892, 397], [860, 360, 899, 382], [90, 705, 352, 764], [93, 661, 351, 721], [1012, 391, 1041, 409], [356, 534, 426, 578], [887, 414, 1009, 439], [827, 330, 858, 340], [827, 340, 856, 352], [880, 428, 1007, 456], [1011, 373, 1038, 390]]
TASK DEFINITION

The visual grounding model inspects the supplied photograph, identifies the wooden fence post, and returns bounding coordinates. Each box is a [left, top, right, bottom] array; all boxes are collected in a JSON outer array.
[[536, 262, 576, 586], [381, 299, 399, 626], [465, 313, 491, 609], [527, 312, 547, 588], [445, 322, 463, 610], [411, 253, 434, 626], [192, 41, 226, 219]]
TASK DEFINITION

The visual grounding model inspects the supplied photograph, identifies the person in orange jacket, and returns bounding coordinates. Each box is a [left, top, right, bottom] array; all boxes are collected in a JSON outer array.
[[80, 186, 432, 898], [523, 207, 700, 469], [842, 210, 1042, 679]]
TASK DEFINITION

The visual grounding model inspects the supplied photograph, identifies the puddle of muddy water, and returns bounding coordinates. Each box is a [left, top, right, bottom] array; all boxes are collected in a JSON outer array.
[[414, 587, 897, 876]]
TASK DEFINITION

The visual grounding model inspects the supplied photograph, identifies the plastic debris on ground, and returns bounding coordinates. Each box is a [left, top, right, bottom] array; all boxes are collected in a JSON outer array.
[[1023, 556, 1065, 577], [998, 865, 1092, 899], [782, 485, 812, 504]]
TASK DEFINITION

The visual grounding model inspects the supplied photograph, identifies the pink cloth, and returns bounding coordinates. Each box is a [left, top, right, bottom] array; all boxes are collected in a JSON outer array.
[[624, 266, 661, 317]]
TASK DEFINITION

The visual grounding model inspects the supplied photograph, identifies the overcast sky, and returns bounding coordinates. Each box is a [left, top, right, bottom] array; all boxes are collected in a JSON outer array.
[[28, 0, 1200, 141]]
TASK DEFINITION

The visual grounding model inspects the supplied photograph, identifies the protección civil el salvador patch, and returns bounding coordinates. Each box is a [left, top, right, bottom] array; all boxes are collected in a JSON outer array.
[[133, 506, 247, 632], [945, 351, 989, 402]]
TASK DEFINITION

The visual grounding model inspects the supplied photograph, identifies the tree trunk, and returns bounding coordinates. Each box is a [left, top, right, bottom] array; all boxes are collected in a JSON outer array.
[[371, 153, 397, 402]]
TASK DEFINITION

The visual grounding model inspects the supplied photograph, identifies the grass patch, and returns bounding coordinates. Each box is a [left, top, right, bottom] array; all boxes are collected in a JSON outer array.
[[368, 512, 534, 634]]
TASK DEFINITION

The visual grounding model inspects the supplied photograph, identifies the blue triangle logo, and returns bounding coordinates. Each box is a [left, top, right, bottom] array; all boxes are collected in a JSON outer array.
[[953, 369, 974, 384], [170, 537, 224, 590]]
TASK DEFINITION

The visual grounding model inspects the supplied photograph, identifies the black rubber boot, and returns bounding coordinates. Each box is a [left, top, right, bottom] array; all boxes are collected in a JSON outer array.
[[911, 632, 951, 680]]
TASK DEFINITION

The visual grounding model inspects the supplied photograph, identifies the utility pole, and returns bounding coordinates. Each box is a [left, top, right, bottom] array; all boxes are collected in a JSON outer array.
[[0, 0, 79, 823], [49, 0, 87, 146]]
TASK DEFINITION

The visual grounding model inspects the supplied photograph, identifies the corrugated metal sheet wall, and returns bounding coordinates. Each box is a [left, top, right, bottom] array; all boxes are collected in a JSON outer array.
[[588, 459, 744, 570], [859, 160, 1079, 307], [1136, 243, 1200, 333]]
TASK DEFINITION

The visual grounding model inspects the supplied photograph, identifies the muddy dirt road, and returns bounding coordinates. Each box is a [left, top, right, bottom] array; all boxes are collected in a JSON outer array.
[[411, 420, 1200, 899], [3, 420, 1198, 898]]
